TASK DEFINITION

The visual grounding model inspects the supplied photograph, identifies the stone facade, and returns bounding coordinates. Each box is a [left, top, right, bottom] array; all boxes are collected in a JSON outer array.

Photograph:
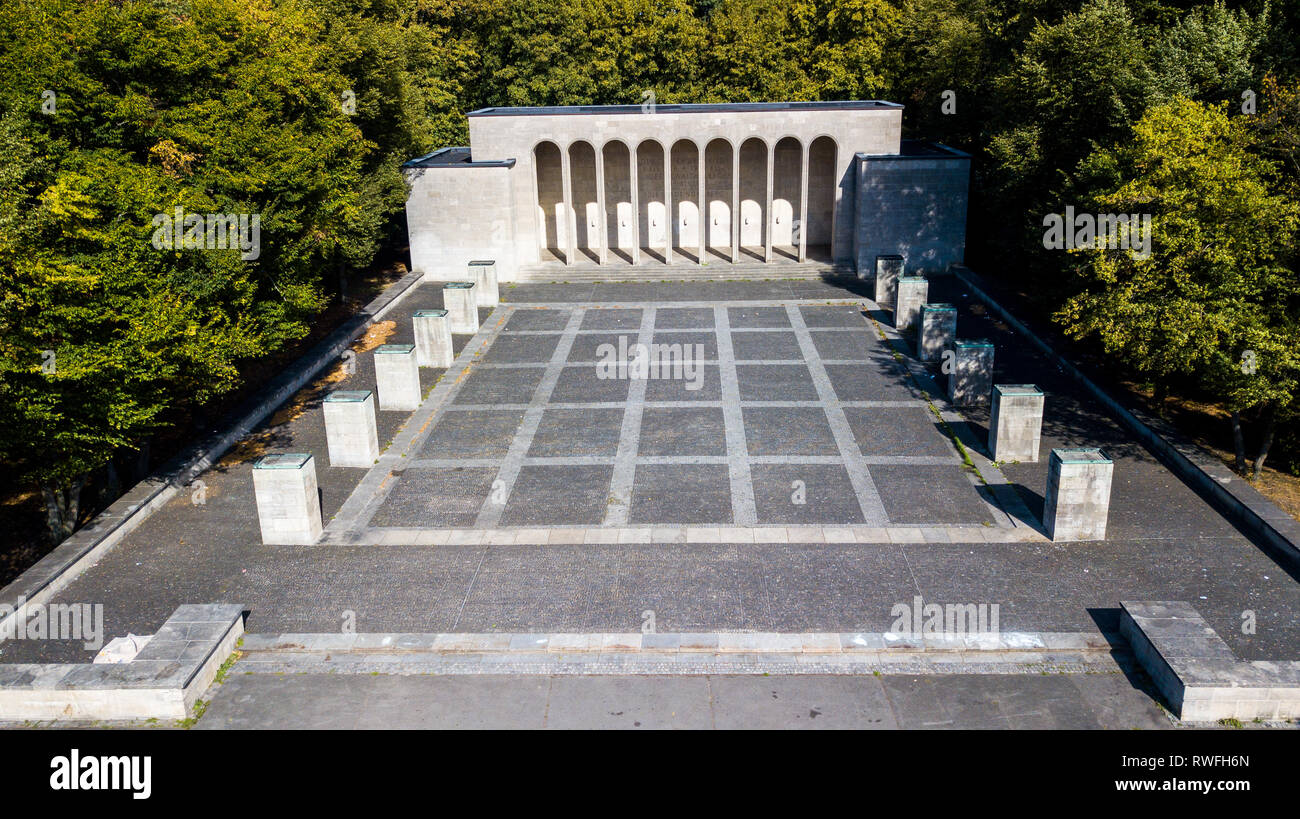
[[404, 102, 969, 282]]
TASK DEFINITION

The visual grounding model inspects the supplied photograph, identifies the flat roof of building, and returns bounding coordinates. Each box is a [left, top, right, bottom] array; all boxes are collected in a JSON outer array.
[[401, 147, 515, 169], [467, 100, 902, 117]]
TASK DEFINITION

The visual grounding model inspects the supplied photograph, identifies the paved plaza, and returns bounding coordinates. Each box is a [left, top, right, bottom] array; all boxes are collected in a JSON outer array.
[[337, 300, 1003, 539], [1, 277, 1297, 705]]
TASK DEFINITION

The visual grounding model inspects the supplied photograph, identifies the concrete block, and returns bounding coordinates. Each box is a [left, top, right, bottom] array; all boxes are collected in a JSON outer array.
[[469, 260, 499, 307], [413, 309, 454, 368], [918, 303, 956, 363], [443, 281, 479, 334], [1044, 448, 1113, 541], [895, 276, 928, 332], [948, 339, 994, 406], [874, 255, 903, 307], [252, 454, 323, 545], [374, 344, 421, 411], [322, 390, 379, 467], [989, 384, 1045, 463]]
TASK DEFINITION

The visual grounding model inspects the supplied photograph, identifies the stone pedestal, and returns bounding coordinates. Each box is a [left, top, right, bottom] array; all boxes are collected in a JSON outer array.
[[252, 453, 323, 544], [918, 303, 957, 363], [468, 260, 499, 307], [323, 390, 379, 467], [374, 343, 421, 411], [443, 282, 479, 334], [989, 385, 1045, 463], [1044, 448, 1113, 541], [895, 276, 928, 333], [413, 309, 454, 368], [948, 339, 994, 406], [874, 254, 904, 307]]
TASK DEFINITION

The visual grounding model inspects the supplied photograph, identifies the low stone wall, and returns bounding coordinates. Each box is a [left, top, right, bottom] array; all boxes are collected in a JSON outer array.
[[0, 271, 424, 638], [948, 265, 1300, 567], [0, 604, 244, 721], [1121, 601, 1300, 722]]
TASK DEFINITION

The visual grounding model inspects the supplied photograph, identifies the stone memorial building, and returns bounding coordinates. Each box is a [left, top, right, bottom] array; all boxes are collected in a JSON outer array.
[[403, 101, 970, 282]]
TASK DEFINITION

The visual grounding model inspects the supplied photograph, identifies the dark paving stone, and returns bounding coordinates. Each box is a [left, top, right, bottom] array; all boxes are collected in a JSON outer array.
[[638, 407, 727, 456], [453, 367, 546, 405], [824, 360, 919, 401], [370, 467, 496, 527], [481, 333, 561, 363], [651, 330, 717, 361], [731, 330, 803, 361], [643, 364, 721, 401], [809, 329, 878, 360], [655, 307, 714, 329], [418, 410, 525, 459], [871, 464, 994, 525], [844, 406, 956, 457], [629, 464, 732, 524], [503, 308, 571, 331], [549, 365, 632, 403], [580, 308, 643, 330], [800, 305, 869, 328], [736, 364, 818, 401], [500, 465, 614, 526], [529, 408, 625, 456], [728, 305, 791, 328], [751, 464, 865, 524], [567, 332, 632, 363], [742, 407, 839, 456]]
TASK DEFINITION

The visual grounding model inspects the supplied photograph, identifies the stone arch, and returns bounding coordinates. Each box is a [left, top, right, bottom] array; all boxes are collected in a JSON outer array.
[[533, 140, 563, 257]]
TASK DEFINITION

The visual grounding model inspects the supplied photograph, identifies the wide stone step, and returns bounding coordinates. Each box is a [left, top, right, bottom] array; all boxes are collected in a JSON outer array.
[[514, 261, 854, 283]]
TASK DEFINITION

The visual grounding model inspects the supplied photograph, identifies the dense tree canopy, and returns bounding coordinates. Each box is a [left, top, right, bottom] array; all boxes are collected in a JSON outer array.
[[1, 0, 1298, 544]]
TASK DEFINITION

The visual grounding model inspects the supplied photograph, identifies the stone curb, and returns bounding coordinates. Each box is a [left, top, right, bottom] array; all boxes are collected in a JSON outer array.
[[1120, 601, 1300, 722], [948, 265, 1300, 566], [321, 524, 1042, 546], [239, 630, 1118, 655], [0, 604, 244, 721], [0, 272, 424, 636]]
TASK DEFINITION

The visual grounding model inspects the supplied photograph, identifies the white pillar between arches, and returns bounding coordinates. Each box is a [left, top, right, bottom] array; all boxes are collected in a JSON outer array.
[[798, 143, 809, 263], [697, 148, 705, 265], [595, 146, 608, 266], [664, 151, 672, 266], [630, 146, 640, 266], [560, 147, 574, 266], [764, 142, 774, 264], [730, 146, 740, 264]]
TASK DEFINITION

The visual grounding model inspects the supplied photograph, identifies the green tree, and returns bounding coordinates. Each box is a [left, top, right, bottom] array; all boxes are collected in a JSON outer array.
[[1056, 97, 1300, 478]]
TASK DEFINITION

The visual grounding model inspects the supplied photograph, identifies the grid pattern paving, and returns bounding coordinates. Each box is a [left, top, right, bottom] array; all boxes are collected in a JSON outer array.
[[330, 301, 1009, 538]]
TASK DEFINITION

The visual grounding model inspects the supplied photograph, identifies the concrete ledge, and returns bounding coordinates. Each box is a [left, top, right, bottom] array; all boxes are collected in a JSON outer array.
[[1120, 601, 1300, 722], [0, 604, 244, 721], [240, 630, 1116, 656], [949, 265, 1300, 566], [231, 629, 1123, 676], [0, 271, 423, 637]]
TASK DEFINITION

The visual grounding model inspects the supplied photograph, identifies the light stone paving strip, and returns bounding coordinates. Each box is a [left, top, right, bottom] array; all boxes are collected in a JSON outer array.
[[714, 305, 758, 525], [352, 524, 1048, 546], [475, 308, 587, 529], [602, 307, 656, 526], [326, 306, 516, 538], [233, 629, 1125, 676], [785, 303, 889, 525]]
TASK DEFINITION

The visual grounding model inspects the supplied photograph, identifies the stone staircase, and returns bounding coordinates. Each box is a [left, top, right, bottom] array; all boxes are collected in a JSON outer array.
[[513, 259, 854, 283]]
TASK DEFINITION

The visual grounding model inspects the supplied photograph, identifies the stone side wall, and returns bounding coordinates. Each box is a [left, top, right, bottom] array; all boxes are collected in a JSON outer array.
[[405, 164, 518, 282], [854, 151, 970, 275]]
